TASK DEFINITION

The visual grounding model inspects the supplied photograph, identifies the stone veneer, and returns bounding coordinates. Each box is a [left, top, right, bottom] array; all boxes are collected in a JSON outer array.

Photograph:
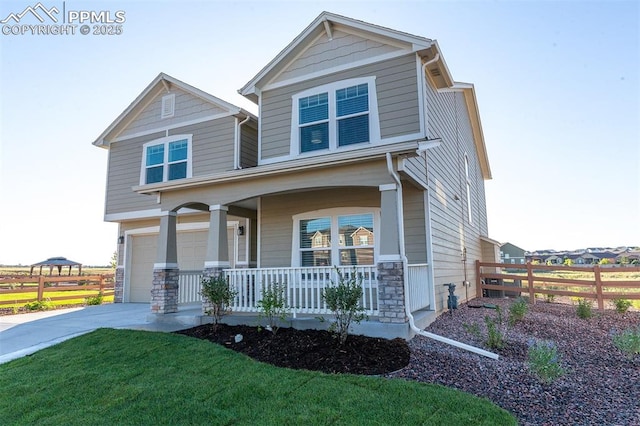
[[377, 261, 407, 323], [114, 266, 124, 303], [151, 268, 179, 314]]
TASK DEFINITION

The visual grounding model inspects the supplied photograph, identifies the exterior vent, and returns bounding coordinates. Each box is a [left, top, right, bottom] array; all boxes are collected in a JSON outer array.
[[429, 67, 441, 77], [161, 94, 175, 119]]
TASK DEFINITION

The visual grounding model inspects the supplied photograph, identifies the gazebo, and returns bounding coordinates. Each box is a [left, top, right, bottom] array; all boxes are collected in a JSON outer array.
[[30, 257, 83, 276]]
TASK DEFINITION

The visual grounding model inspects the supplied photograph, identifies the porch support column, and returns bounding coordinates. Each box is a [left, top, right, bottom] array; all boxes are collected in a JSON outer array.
[[203, 205, 230, 314], [377, 184, 407, 324], [151, 211, 179, 314]]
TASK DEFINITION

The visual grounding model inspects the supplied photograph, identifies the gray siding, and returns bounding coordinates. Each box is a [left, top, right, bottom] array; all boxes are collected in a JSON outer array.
[[400, 153, 428, 188], [119, 87, 227, 139], [260, 188, 380, 267], [240, 120, 258, 168], [425, 84, 488, 313], [402, 184, 427, 264], [261, 54, 420, 160], [273, 30, 400, 84], [169, 116, 236, 175]]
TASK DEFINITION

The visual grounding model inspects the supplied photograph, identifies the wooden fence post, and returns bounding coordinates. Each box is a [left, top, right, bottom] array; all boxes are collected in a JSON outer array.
[[37, 276, 45, 302], [475, 260, 481, 292], [527, 262, 535, 305], [594, 265, 604, 311], [99, 275, 105, 294]]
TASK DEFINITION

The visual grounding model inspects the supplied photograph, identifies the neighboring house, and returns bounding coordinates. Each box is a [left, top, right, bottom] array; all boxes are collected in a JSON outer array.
[[94, 12, 497, 338], [500, 242, 526, 264]]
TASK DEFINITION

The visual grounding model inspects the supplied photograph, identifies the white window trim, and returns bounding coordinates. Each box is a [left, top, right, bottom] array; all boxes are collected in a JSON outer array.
[[464, 153, 473, 226], [291, 207, 380, 267], [139, 134, 193, 186], [161, 94, 175, 119], [290, 77, 380, 157]]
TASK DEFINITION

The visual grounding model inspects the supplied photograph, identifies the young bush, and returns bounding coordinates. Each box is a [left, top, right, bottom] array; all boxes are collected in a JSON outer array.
[[508, 297, 529, 325], [612, 326, 640, 359], [201, 275, 237, 329], [257, 282, 289, 335], [24, 299, 53, 311], [85, 292, 104, 306], [484, 306, 505, 349], [576, 298, 593, 319], [527, 339, 565, 383], [321, 269, 367, 345], [613, 298, 632, 314]]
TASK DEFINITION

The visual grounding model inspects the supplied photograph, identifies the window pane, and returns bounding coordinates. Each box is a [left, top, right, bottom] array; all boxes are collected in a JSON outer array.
[[300, 122, 329, 153], [169, 140, 188, 162], [338, 214, 374, 247], [299, 217, 331, 249], [340, 248, 374, 266], [146, 144, 164, 166], [338, 114, 369, 146], [336, 84, 368, 117], [168, 162, 187, 180], [146, 165, 164, 184], [302, 250, 331, 267], [299, 93, 328, 124]]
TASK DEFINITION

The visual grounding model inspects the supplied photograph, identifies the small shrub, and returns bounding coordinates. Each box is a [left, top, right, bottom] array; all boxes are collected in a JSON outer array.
[[576, 298, 593, 319], [484, 306, 505, 349], [257, 282, 289, 335], [508, 297, 528, 325], [24, 299, 53, 311], [201, 275, 237, 328], [612, 326, 640, 359], [613, 298, 632, 314], [545, 293, 556, 303], [85, 292, 104, 306], [463, 322, 481, 338], [321, 268, 367, 345], [527, 339, 565, 383]]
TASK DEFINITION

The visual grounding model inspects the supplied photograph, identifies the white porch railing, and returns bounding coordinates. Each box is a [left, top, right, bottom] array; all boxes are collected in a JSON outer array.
[[178, 270, 203, 304], [407, 263, 431, 312], [224, 266, 378, 316]]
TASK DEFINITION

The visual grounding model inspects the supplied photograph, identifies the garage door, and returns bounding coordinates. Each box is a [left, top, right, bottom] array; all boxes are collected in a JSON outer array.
[[127, 229, 235, 303]]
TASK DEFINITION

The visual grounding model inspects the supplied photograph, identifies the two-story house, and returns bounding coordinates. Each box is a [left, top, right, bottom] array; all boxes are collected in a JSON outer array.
[[94, 12, 498, 339]]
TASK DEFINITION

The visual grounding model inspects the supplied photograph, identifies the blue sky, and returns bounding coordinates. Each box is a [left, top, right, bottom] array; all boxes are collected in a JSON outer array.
[[1, 0, 638, 265]]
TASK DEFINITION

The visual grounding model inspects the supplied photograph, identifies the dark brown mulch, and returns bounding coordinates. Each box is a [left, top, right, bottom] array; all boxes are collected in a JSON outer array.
[[176, 324, 410, 375]]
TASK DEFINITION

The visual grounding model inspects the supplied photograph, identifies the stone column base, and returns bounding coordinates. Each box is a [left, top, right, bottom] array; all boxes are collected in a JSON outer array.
[[114, 267, 124, 303], [151, 268, 179, 314], [377, 261, 407, 323]]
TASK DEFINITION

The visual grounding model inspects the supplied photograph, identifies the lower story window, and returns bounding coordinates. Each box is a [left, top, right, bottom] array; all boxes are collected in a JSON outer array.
[[296, 211, 376, 267]]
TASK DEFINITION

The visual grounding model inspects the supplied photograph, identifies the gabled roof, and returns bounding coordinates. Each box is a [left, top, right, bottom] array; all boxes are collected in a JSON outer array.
[[93, 73, 252, 148]]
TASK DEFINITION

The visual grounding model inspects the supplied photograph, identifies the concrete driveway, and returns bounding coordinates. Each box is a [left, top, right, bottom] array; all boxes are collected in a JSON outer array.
[[0, 304, 190, 364]]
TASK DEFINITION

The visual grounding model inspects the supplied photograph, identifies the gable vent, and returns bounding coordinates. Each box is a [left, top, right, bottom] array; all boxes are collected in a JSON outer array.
[[161, 94, 175, 119], [429, 67, 441, 77]]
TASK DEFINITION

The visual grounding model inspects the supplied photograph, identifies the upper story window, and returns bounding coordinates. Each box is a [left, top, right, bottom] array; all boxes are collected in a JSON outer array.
[[140, 135, 192, 185], [291, 77, 379, 156]]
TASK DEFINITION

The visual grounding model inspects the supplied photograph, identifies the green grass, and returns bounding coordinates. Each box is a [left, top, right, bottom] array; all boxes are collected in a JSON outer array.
[[0, 290, 114, 308], [0, 329, 516, 425]]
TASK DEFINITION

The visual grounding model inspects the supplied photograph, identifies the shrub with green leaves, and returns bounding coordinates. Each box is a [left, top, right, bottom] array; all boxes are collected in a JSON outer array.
[[321, 268, 367, 345], [508, 297, 528, 325], [484, 306, 505, 349], [85, 292, 104, 306], [527, 339, 565, 383], [201, 274, 237, 328], [612, 326, 640, 359], [613, 298, 632, 314], [24, 299, 53, 311], [257, 282, 289, 335], [576, 298, 593, 319]]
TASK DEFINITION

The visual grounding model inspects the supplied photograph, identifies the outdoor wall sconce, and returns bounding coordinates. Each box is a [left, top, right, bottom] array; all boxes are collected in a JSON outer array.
[[118, 236, 125, 245], [237, 226, 245, 236]]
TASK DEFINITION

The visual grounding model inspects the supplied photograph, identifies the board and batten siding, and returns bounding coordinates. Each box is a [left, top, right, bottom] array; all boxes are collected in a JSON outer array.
[[259, 188, 380, 267], [117, 87, 228, 140], [272, 29, 401, 85], [425, 83, 489, 313], [260, 53, 420, 161]]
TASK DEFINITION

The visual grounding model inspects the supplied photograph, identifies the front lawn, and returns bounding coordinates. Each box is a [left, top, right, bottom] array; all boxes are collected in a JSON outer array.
[[0, 329, 515, 425]]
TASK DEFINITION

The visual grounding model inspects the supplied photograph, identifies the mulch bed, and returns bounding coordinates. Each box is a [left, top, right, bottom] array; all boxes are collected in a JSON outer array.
[[176, 324, 410, 375]]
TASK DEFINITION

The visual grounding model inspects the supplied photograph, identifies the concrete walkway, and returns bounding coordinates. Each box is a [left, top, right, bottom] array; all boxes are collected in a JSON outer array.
[[0, 304, 193, 364]]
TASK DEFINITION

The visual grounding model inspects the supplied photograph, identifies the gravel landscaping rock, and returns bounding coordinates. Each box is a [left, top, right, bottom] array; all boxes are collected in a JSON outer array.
[[388, 298, 640, 426]]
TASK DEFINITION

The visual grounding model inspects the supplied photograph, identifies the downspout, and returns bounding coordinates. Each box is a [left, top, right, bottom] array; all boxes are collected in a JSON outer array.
[[235, 115, 251, 170], [385, 152, 498, 359]]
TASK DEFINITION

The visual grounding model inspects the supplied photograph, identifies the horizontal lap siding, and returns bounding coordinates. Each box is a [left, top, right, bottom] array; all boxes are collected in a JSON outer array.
[[261, 54, 420, 161], [401, 154, 428, 188], [119, 87, 227, 139], [402, 184, 427, 264], [240, 121, 258, 168], [426, 84, 487, 312], [170, 117, 235, 175], [260, 188, 380, 267]]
